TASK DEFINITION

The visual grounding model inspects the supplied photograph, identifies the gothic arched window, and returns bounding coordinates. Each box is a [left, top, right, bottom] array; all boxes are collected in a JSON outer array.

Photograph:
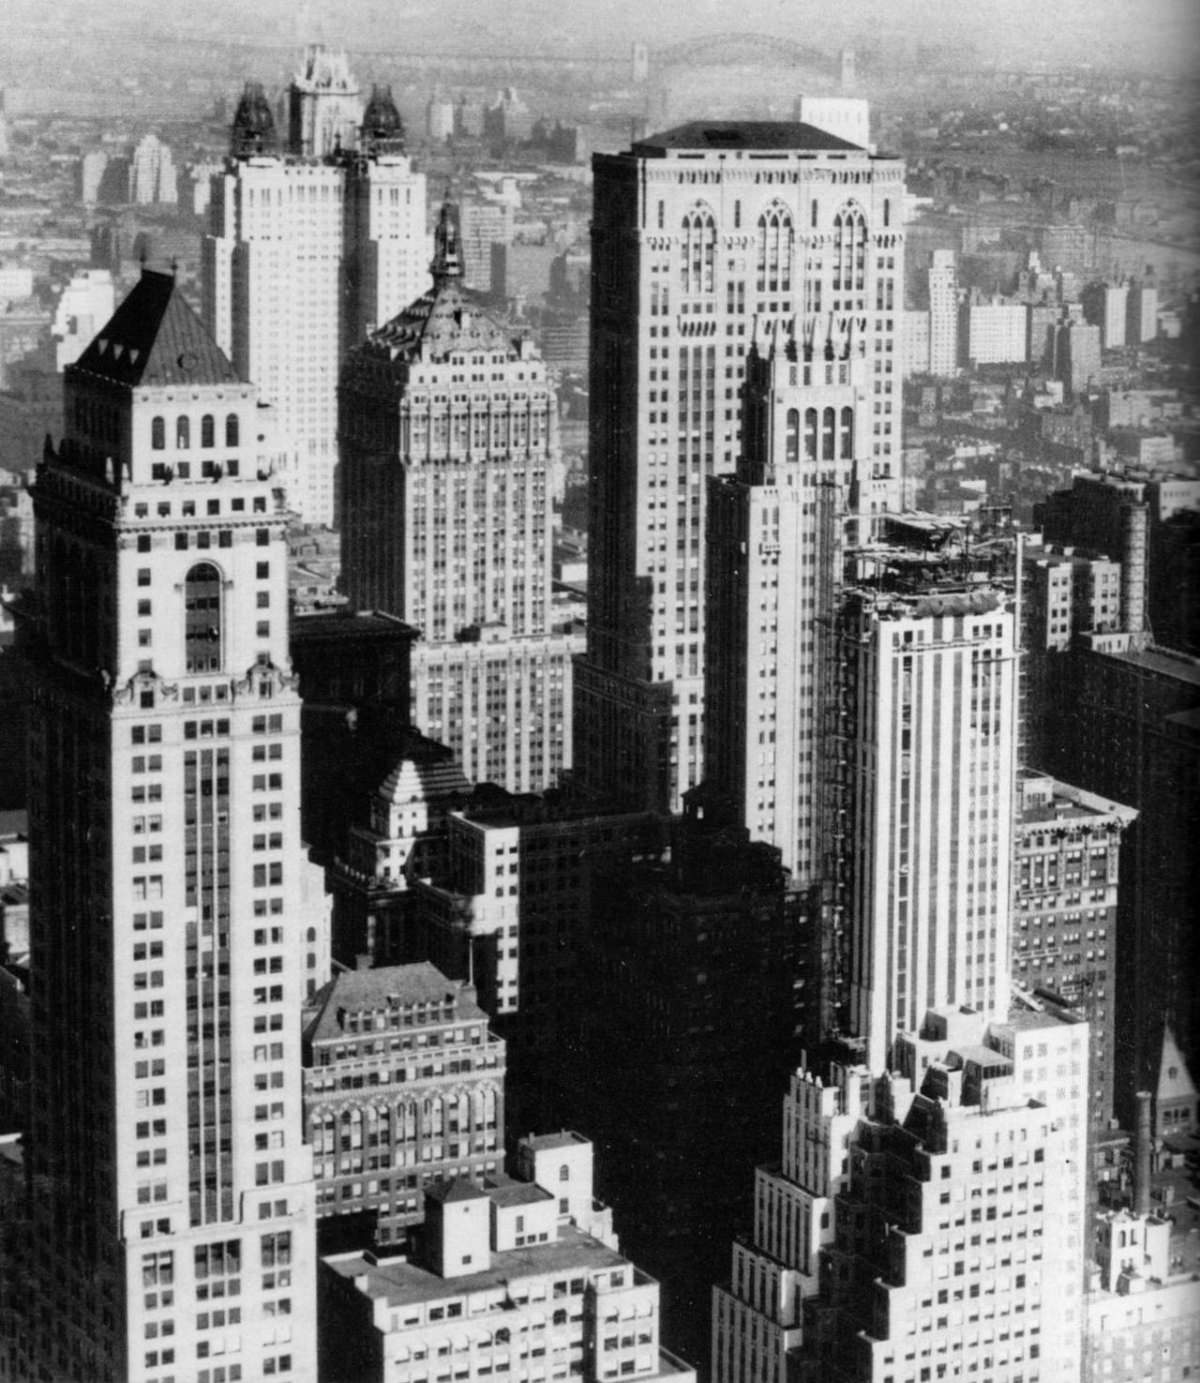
[[681, 207, 716, 296], [151, 416, 165, 450], [225, 413, 239, 447], [176, 416, 190, 449], [201, 414, 215, 448], [756, 205, 793, 294], [832, 204, 868, 299]]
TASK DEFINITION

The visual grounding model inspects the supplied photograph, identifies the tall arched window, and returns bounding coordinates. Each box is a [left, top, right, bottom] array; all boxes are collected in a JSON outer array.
[[804, 408, 818, 461], [176, 416, 190, 449], [840, 406, 855, 458], [832, 204, 868, 299], [184, 562, 222, 672], [225, 413, 239, 447], [756, 205, 793, 294], [785, 409, 800, 465], [681, 207, 716, 296], [822, 407, 836, 461], [151, 416, 165, 450], [201, 414, 215, 448]]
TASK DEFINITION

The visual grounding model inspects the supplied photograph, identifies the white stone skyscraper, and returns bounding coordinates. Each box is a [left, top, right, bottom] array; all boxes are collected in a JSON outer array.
[[575, 121, 905, 814], [128, 132, 178, 206], [927, 248, 958, 376], [203, 65, 427, 525], [711, 1061, 871, 1383], [716, 1007, 1090, 1383], [705, 312, 865, 881], [836, 584, 1017, 1071], [19, 269, 327, 1382]]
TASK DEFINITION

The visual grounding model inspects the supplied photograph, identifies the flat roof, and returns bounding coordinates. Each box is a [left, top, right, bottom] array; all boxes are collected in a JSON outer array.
[[633, 121, 865, 155], [1105, 645, 1200, 688], [522, 1130, 590, 1151], [488, 1183, 553, 1209], [324, 1224, 631, 1307]]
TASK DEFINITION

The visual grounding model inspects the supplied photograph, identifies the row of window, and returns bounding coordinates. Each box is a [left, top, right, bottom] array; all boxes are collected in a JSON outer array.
[[152, 415, 239, 450]]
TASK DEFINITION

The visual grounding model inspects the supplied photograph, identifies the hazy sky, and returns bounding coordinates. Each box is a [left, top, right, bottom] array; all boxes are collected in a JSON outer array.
[[7, 0, 1198, 74]]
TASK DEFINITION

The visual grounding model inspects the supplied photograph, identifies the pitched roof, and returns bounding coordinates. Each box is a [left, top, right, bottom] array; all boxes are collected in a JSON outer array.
[[72, 269, 240, 389], [303, 961, 485, 1045], [1157, 1024, 1197, 1105], [365, 278, 512, 363], [359, 202, 514, 366], [634, 121, 864, 154], [425, 1176, 488, 1205]]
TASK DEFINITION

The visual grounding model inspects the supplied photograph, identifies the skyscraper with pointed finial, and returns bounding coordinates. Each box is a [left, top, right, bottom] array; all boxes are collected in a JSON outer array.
[[338, 203, 582, 792]]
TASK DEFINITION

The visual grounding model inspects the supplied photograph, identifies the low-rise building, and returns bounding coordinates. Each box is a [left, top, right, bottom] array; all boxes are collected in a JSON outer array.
[[303, 964, 506, 1247], [319, 1133, 696, 1383], [1013, 771, 1136, 1135]]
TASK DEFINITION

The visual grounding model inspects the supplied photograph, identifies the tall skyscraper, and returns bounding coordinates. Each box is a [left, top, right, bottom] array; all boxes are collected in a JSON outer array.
[[1081, 279, 1128, 351], [128, 133, 178, 207], [711, 1060, 870, 1383], [799, 1008, 1088, 1383], [834, 582, 1017, 1072], [203, 63, 427, 525], [575, 121, 905, 813], [339, 206, 582, 793], [705, 314, 862, 881], [19, 269, 327, 1382], [717, 1004, 1091, 1383], [927, 248, 958, 376]]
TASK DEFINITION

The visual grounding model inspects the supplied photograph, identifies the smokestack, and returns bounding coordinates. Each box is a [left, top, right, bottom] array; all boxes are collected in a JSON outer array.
[[1134, 1089, 1154, 1216]]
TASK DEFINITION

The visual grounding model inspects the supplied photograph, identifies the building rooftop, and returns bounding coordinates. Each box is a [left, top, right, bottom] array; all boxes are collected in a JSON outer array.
[[1003, 1007, 1085, 1032], [291, 609, 417, 643], [325, 1223, 631, 1306], [362, 203, 517, 365], [1106, 644, 1200, 687], [71, 268, 240, 388], [487, 1182, 554, 1209], [633, 121, 864, 155], [521, 1130, 591, 1152], [426, 1177, 489, 1206], [1016, 772, 1137, 828], [304, 963, 484, 1045]]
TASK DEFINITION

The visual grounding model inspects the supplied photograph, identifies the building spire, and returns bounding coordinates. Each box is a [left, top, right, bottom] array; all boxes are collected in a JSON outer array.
[[431, 202, 464, 284]]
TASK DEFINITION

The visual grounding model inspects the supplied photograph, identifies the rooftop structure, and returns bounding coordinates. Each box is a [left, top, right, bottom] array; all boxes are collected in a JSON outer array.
[[319, 1134, 695, 1383]]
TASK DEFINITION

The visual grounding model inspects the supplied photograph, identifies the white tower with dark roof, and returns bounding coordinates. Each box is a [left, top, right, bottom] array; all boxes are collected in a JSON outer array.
[[203, 59, 427, 525], [20, 269, 326, 1383], [339, 205, 582, 792]]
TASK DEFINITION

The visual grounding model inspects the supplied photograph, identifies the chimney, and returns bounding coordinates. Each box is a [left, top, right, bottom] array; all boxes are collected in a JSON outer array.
[[1134, 1088, 1153, 1216]]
